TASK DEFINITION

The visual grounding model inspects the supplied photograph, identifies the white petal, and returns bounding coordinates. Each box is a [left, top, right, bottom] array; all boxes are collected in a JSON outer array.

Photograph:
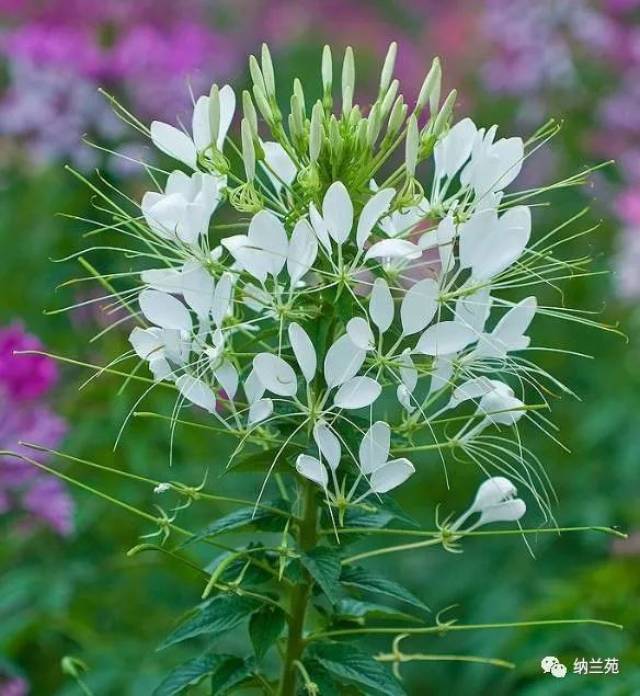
[[248, 398, 273, 425], [369, 458, 415, 493], [288, 323, 317, 383], [397, 384, 415, 412], [176, 375, 216, 413], [129, 327, 164, 360], [309, 202, 332, 253], [313, 422, 342, 471], [492, 296, 536, 350], [141, 267, 183, 294], [478, 498, 526, 526], [470, 476, 518, 513], [192, 95, 211, 153], [212, 272, 233, 326], [369, 278, 394, 333], [359, 421, 390, 474], [434, 117, 477, 179], [181, 260, 214, 318], [223, 236, 269, 283], [248, 210, 289, 277], [253, 353, 298, 397], [489, 137, 524, 192], [364, 239, 422, 261], [295, 454, 328, 488], [322, 181, 353, 245], [244, 368, 265, 405], [262, 141, 297, 191], [400, 278, 438, 336], [346, 317, 375, 350], [217, 85, 236, 150], [448, 377, 495, 409], [214, 360, 238, 399], [415, 321, 476, 356], [356, 188, 395, 249], [398, 349, 418, 392], [150, 121, 197, 169], [478, 387, 525, 426], [333, 376, 381, 410], [324, 334, 366, 388], [139, 289, 192, 332], [429, 354, 455, 393], [454, 286, 492, 334], [287, 218, 318, 286]]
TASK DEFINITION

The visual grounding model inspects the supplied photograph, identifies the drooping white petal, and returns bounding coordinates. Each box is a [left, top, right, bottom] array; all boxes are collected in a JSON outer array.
[[447, 376, 495, 409], [477, 498, 526, 526], [214, 360, 239, 399], [434, 117, 477, 179], [486, 137, 524, 193], [400, 278, 438, 336], [211, 272, 233, 327], [322, 181, 353, 245], [324, 334, 366, 388], [141, 267, 183, 294], [415, 321, 476, 356], [288, 323, 317, 383], [262, 141, 297, 191], [248, 397, 273, 425], [359, 421, 390, 474], [248, 210, 289, 277], [244, 368, 265, 405], [176, 375, 217, 413], [398, 348, 418, 392], [139, 289, 192, 332], [222, 236, 269, 283], [333, 376, 382, 409], [364, 238, 422, 262], [181, 260, 214, 318], [129, 327, 164, 360], [150, 121, 197, 169], [492, 296, 536, 350], [295, 454, 328, 488], [313, 422, 342, 471], [470, 476, 518, 513], [346, 317, 375, 350], [369, 278, 394, 334], [253, 353, 298, 397], [477, 381, 524, 425], [356, 188, 395, 249], [369, 458, 415, 493], [287, 218, 318, 286]]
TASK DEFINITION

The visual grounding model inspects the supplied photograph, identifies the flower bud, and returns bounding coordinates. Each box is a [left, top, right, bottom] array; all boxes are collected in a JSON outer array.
[[208, 84, 220, 147], [242, 90, 258, 139], [380, 79, 399, 119], [309, 101, 323, 163], [366, 103, 382, 147], [432, 89, 457, 137], [322, 45, 333, 98], [241, 119, 256, 181], [387, 96, 406, 139], [405, 115, 419, 176], [416, 57, 441, 114], [252, 84, 273, 125], [249, 54, 266, 94], [261, 43, 276, 98], [379, 41, 397, 96], [470, 476, 517, 513], [342, 46, 355, 115], [293, 78, 306, 116]]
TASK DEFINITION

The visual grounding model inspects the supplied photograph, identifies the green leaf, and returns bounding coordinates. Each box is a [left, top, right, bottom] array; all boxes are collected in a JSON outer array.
[[334, 598, 419, 623], [340, 566, 429, 612], [226, 446, 300, 474], [307, 642, 407, 696], [299, 547, 343, 604], [210, 656, 256, 695], [152, 653, 229, 695], [249, 605, 286, 660], [157, 594, 259, 651], [184, 500, 287, 546]]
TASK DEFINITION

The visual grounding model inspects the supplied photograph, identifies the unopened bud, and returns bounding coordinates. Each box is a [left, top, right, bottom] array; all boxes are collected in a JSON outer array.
[[366, 103, 382, 146], [261, 43, 276, 98], [242, 90, 258, 139], [208, 84, 220, 146], [387, 96, 406, 139], [293, 78, 306, 116], [322, 45, 333, 97], [405, 114, 419, 176], [432, 89, 457, 136], [342, 46, 355, 115], [241, 119, 256, 181], [379, 41, 397, 96], [309, 101, 323, 163], [252, 84, 273, 125], [249, 55, 266, 95], [380, 79, 399, 119], [416, 57, 441, 114]]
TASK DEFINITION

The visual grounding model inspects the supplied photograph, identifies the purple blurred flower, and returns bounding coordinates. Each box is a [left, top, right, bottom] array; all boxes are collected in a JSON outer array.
[[0, 676, 28, 696], [0, 323, 58, 400], [0, 324, 72, 536]]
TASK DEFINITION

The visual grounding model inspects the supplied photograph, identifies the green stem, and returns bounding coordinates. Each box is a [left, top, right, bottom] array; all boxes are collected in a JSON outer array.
[[278, 481, 319, 696]]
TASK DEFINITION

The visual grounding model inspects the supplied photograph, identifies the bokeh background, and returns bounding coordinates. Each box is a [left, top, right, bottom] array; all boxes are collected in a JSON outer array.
[[1, 1, 639, 694]]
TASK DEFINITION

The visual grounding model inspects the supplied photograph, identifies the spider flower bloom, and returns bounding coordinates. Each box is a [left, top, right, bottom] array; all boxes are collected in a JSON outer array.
[[0, 324, 71, 535]]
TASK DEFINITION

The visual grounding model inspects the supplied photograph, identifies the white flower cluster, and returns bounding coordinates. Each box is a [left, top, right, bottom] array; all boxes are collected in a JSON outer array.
[[114, 44, 574, 520]]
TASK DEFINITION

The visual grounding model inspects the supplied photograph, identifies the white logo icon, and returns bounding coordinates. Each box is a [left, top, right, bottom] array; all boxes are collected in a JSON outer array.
[[541, 656, 567, 678]]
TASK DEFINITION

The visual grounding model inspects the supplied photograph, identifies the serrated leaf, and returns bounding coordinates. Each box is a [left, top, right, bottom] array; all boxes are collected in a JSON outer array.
[[210, 656, 256, 695], [299, 547, 343, 604], [340, 566, 429, 612], [307, 642, 407, 696], [157, 594, 260, 651], [249, 605, 286, 660], [334, 598, 419, 623], [152, 653, 229, 695], [185, 500, 287, 546]]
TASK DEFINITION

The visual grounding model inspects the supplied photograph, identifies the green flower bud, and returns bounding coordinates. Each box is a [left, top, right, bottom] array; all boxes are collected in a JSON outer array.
[[416, 57, 441, 115], [242, 90, 258, 139], [379, 41, 397, 96], [342, 46, 355, 116], [261, 43, 276, 98], [241, 118, 256, 181], [208, 84, 220, 147]]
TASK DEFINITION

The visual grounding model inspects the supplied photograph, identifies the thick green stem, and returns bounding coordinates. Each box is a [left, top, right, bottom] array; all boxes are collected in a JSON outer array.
[[278, 481, 319, 696]]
